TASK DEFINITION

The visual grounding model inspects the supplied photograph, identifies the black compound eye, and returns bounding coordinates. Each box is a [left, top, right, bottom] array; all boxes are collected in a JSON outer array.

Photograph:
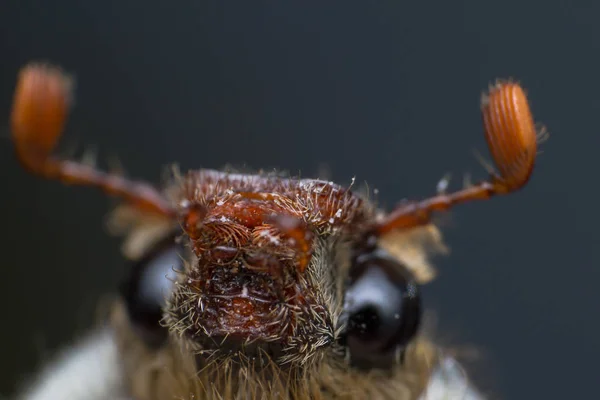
[[342, 249, 421, 369], [120, 235, 184, 347]]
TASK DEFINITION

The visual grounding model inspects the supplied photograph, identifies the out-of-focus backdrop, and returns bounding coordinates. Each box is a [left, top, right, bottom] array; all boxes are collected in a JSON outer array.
[[0, 1, 596, 399]]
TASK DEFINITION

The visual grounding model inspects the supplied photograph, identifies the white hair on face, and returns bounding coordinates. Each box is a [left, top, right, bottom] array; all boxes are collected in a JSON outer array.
[[15, 329, 131, 400], [418, 356, 485, 400], [14, 331, 485, 400]]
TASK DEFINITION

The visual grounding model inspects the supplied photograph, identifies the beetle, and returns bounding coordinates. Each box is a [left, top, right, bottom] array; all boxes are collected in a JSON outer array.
[[10, 62, 544, 400]]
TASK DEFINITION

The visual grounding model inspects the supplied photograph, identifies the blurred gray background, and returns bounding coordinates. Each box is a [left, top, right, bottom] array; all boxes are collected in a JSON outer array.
[[0, 1, 596, 399]]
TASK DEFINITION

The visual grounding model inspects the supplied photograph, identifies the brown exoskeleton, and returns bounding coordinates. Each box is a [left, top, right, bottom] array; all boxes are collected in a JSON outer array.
[[10, 63, 545, 400]]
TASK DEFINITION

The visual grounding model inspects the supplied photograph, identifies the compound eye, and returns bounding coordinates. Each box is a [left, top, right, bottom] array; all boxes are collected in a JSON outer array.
[[342, 249, 421, 368], [120, 235, 183, 347]]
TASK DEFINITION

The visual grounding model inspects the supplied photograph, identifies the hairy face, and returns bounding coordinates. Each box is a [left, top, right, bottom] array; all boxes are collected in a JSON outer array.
[[107, 170, 460, 400]]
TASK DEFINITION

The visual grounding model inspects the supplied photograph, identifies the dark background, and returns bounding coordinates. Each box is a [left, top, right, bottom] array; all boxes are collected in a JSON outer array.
[[0, 1, 596, 399]]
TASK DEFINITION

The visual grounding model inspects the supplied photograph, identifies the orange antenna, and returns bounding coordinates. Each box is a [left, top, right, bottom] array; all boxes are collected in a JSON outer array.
[[374, 80, 542, 235], [481, 81, 538, 191], [10, 63, 175, 217]]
